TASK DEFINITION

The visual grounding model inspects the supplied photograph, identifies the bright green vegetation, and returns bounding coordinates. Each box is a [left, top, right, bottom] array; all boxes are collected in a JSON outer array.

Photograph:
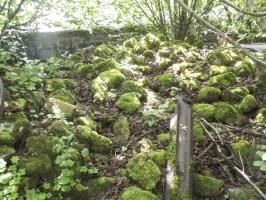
[[113, 116, 130, 146], [214, 102, 239, 125], [120, 186, 159, 200], [193, 174, 224, 197], [208, 72, 237, 88], [116, 92, 141, 114], [238, 94, 258, 113], [197, 87, 222, 103], [193, 103, 215, 121]]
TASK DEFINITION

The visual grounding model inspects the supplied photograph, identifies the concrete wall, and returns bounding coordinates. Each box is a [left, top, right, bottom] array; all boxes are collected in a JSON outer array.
[[24, 29, 137, 60]]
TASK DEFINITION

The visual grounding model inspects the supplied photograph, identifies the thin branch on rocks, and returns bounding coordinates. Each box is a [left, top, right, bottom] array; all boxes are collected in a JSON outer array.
[[174, 0, 266, 67]]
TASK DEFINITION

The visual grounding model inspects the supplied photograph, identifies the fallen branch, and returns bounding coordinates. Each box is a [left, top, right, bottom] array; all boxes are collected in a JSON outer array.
[[220, 0, 266, 17], [200, 118, 266, 199], [174, 0, 266, 67]]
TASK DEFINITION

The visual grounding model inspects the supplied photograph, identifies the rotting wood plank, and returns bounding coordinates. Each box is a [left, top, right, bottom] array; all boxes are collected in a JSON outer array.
[[164, 96, 192, 200], [176, 97, 192, 197]]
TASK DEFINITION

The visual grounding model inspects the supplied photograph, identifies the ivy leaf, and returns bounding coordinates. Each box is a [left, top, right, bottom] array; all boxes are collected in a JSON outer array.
[[259, 165, 266, 171]]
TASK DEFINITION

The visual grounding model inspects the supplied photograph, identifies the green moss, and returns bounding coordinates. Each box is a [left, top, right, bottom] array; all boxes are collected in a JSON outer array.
[[12, 118, 33, 139], [255, 108, 266, 124], [127, 153, 161, 190], [5, 112, 27, 122], [100, 69, 126, 88], [166, 139, 176, 166], [193, 119, 206, 143], [29, 91, 46, 112], [16, 98, 27, 110], [134, 43, 148, 54], [170, 53, 178, 60], [46, 79, 65, 92], [193, 174, 224, 197], [231, 139, 250, 155], [238, 94, 258, 113], [116, 92, 141, 114], [149, 149, 166, 166], [75, 125, 112, 153], [214, 102, 239, 125], [21, 154, 53, 177], [48, 120, 71, 136], [0, 145, 15, 159], [93, 58, 119, 73], [80, 177, 115, 198], [157, 133, 171, 147], [113, 116, 130, 146], [76, 116, 97, 131], [44, 98, 79, 120], [143, 50, 155, 58], [222, 87, 249, 103], [26, 135, 56, 157], [208, 72, 237, 88], [70, 52, 84, 62], [101, 115, 115, 126], [159, 58, 172, 69], [186, 51, 199, 62], [197, 87, 222, 103], [50, 88, 75, 104], [136, 65, 152, 74], [122, 80, 145, 96], [0, 131, 15, 146], [63, 79, 77, 90], [256, 73, 266, 91], [144, 34, 161, 50], [155, 73, 174, 88], [228, 188, 256, 200], [209, 65, 233, 76], [180, 79, 201, 91], [159, 49, 171, 57], [170, 176, 189, 200], [193, 103, 215, 121], [131, 55, 146, 65], [93, 44, 116, 58], [209, 50, 234, 65], [164, 99, 176, 113], [124, 38, 138, 48], [74, 63, 94, 76], [234, 58, 255, 77], [120, 186, 159, 200]]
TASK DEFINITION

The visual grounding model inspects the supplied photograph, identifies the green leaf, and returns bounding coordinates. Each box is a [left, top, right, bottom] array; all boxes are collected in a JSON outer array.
[[253, 160, 265, 167]]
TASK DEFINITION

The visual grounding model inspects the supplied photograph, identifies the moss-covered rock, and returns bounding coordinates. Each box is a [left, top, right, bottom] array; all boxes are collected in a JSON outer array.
[[231, 139, 250, 156], [5, 112, 27, 122], [234, 58, 255, 77], [101, 115, 115, 127], [127, 153, 161, 190], [116, 92, 141, 114], [74, 63, 94, 76], [113, 116, 130, 146], [29, 91, 46, 112], [124, 38, 138, 48], [134, 43, 148, 54], [193, 103, 215, 121], [228, 188, 256, 200], [214, 102, 239, 125], [255, 108, 266, 124], [180, 79, 201, 91], [148, 149, 166, 166], [197, 87, 222, 103], [136, 65, 152, 74], [159, 49, 171, 58], [93, 44, 116, 58], [0, 145, 15, 159], [44, 98, 79, 120], [16, 98, 27, 110], [75, 125, 112, 153], [193, 173, 224, 197], [144, 50, 155, 58], [208, 72, 237, 88], [70, 52, 84, 62], [50, 89, 75, 104], [238, 94, 258, 113], [12, 118, 33, 140], [193, 119, 206, 143], [120, 186, 159, 200], [159, 59, 172, 69], [63, 79, 77, 90], [209, 65, 233, 76], [256, 73, 266, 91], [26, 135, 56, 157], [157, 133, 171, 147], [209, 50, 235, 65], [76, 116, 97, 131], [144, 34, 160, 50], [170, 52, 178, 60], [222, 87, 249, 103], [93, 58, 119, 73], [122, 80, 145, 96], [155, 73, 175, 88], [21, 154, 53, 177], [91, 69, 126, 101], [48, 120, 71, 136], [46, 79, 65, 92], [131, 55, 146, 65], [0, 130, 15, 146]]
